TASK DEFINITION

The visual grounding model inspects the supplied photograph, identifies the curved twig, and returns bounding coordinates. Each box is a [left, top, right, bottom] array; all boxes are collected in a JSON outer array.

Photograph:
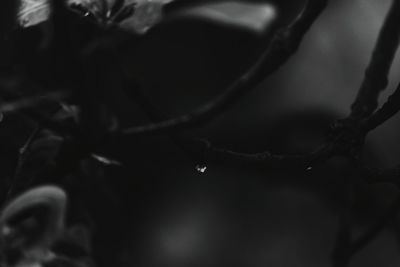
[[350, 0, 400, 119], [364, 80, 400, 131], [121, 0, 328, 136]]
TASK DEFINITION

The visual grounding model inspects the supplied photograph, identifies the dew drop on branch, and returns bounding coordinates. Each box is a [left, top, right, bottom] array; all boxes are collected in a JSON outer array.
[[195, 164, 207, 174], [91, 154, 122, 166]]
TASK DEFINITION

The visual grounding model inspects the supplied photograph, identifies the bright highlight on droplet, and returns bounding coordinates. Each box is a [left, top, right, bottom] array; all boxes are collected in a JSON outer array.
[[195, 164, 207, 173], [91, 154, 122, 166]]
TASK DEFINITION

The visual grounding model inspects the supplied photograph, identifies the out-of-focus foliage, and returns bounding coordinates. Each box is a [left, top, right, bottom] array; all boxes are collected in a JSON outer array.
[[16, 0, 277, 34], [0, 186, 93, 267], [18, 0, 51, 27]]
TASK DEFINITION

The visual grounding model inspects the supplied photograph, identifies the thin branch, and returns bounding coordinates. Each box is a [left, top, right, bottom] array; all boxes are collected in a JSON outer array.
[[115, 56, 333, 170], [181, 138, 334, 169], [121, 0, 328, 136], [115, 65, 335, 171], [350, 0, 400, 119], [116, 55, 205, 163], [364, 80, 400, 131]]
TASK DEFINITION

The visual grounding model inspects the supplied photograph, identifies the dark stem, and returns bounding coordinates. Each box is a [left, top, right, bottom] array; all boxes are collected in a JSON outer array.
[[350, 0, 400, 119], [120, 0, 328, 137], [182, 139, 332, 170], [365, 80, 400, 131]]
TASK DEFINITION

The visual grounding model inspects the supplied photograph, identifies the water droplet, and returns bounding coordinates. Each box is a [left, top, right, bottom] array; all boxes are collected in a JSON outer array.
[[195, 164, 207, 173], [91, 154, 122, 166]]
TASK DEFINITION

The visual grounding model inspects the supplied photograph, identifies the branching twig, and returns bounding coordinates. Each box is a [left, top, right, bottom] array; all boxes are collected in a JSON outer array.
[[121, 0, 328, 136], [111, 0, 332, 171], [5, 1, 400, 266], [350, 0, 400, 119], [364, 80, 400, 131]]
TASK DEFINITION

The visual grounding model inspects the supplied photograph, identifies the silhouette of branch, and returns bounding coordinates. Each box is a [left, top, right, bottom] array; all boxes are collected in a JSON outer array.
[[364, 80, 400, 131], [180, 99, 400, 172], [121, 0, 328, 136], [350, 0, 400, 119], [5, 1, 400, 266], [180, 138, 333, 169]]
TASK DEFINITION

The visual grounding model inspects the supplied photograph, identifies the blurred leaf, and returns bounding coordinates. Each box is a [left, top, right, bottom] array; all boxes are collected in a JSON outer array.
[[117, 0, 168, 34], [0, 186, 94, 267], [119, 0, 276, 34], [17, 0, 277, 35], [18, 0, 51, 27], [67, 0, 167, 33], [174, 2, 277, 34]]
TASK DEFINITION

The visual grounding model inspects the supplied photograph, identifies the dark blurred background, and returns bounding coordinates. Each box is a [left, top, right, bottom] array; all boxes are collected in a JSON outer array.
[[2, 0, 400, 266]]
